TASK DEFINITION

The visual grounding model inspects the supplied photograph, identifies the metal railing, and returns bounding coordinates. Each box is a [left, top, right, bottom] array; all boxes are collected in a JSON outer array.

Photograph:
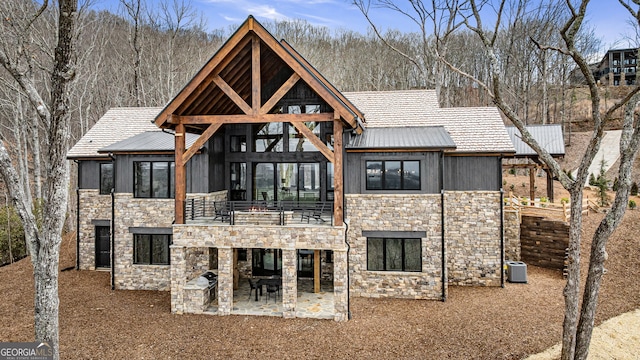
[[185, 198, 334, 226]]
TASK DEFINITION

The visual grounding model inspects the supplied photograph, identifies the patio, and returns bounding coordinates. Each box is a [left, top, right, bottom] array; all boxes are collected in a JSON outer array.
[[204, 278, 335, 319]]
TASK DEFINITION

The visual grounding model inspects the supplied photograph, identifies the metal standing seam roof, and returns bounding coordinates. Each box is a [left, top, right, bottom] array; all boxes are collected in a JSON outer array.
[[67, 107, 163, 159], [98, 131, 200, 153], [344, 90, 515, 154], [506, 124, 566, 157], [346, 126, 456, 150]]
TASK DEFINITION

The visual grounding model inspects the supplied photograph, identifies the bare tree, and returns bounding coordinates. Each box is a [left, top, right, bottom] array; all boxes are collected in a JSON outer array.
[[445, 1, 640, 359], [356, 0, 640, 359], [0, 0, 77, 358]]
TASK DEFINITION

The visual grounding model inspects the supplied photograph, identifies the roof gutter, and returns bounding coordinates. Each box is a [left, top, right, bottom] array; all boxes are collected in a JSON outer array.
[[74, 160, 80, 271], [499, 156, 505, 288]]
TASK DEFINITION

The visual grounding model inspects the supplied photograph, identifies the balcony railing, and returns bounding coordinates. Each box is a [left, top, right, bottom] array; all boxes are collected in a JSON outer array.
[[185, 198, 334, 226]]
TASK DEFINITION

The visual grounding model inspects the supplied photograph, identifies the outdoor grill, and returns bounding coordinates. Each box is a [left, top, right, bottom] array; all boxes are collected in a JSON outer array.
[[200, 271, 218, 302]]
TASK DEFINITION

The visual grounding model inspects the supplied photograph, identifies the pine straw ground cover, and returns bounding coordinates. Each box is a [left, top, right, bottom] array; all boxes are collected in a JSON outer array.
[[0, 209, 638, 359]]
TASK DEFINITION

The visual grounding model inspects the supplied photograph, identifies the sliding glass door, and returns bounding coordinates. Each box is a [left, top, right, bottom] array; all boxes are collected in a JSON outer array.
[[253, 162, 320, 202]]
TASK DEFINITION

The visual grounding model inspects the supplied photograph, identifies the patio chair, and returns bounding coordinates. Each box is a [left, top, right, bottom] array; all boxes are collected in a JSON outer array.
[[301, 202, 326, 223], [213, 201, 230, 222], [265, 284, 279, 303], [248, 278, 260, 300]]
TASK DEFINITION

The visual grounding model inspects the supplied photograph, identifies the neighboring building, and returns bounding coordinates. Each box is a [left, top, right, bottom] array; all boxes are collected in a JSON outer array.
[[592, 48, 638, 86], [67, 16, 515, 321]]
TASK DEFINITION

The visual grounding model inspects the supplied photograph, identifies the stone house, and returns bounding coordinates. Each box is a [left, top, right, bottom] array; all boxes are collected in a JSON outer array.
[[67, 16, 515, 321]]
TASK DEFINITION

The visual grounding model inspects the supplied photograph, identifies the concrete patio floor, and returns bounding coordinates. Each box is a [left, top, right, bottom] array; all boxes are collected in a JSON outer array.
[[205, 278, 335, 320]]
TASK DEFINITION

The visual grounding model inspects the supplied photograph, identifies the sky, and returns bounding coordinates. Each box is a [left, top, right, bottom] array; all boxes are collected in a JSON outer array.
[[93, 0, 638, 54]]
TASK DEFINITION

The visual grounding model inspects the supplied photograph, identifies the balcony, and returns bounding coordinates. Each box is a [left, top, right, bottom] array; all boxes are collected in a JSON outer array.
[[185, 199, 335, 226]]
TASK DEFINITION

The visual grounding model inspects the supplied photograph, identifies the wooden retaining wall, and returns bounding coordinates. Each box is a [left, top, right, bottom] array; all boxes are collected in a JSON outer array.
[[520, 216, 569, 270]]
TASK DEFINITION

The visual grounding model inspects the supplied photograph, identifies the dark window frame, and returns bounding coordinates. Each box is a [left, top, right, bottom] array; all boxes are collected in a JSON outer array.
[[99, 162, 114, 195], [133, 161, 174, 199], [366, 160, 421, 191], [366, 237, 421, 272], [133, 234, 171, 265]]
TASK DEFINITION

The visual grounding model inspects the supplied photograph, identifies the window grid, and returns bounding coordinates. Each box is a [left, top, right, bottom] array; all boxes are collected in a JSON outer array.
[[99, 163, 114, 195], [133, 234, 171, 265], [367, 237, 421, 272], [366, 160, 421, 190], [133, 161, 174, 198]]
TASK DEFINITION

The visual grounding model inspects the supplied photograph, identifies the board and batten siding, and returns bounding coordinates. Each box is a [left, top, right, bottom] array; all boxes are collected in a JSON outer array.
[[78, 154, 209, 193], [345, 151, 441, 194], [78, 160, 104, 189], [444, 156, 501, 191]]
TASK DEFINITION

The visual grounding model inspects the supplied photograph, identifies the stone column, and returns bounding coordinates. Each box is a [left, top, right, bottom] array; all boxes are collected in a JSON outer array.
[[170, 245, 186, 314], [333, 249, 349, 322], [281, 248, 297, 318], [217, 247, 233, 316], [504, 210, 521, 261]]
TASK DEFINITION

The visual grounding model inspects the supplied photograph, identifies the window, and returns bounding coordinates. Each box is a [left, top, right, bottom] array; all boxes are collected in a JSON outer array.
[[134, 161, 174, 198], [133, 234, 171, 265], [366, 160, 420, 190], [230, 135, 246, 152], [254, 123, 283, 152], [100, 163, 114, 195], [367, 238, 421, 272]]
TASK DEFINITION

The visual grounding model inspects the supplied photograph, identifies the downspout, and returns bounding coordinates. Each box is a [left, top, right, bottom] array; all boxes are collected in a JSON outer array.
[[75, 160, 80, 271], [440, 151, 446, 302], [343, 131, 351, 320], [109, 153, 116, 291], [499, 156, 505, 288]]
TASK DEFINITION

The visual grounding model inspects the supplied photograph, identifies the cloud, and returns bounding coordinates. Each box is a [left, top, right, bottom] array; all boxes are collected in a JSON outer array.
[[246, 4, 290, 21], [296, 12, 340, 26]]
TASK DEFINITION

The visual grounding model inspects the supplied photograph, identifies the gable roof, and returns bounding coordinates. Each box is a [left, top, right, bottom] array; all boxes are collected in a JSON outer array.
[[99, 131, 200, 154], [346, 126, 456, 151], [506, 124, 565, 157], [153, 16, 362, 133], [344, 90, 515, 154], [67, 107, 162, 159]]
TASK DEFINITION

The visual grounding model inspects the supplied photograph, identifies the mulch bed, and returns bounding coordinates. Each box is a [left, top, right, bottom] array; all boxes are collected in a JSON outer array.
[[1, 209, 638, 359]]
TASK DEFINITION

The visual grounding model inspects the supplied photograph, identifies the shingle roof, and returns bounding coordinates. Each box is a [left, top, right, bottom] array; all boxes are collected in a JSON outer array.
[[99, 131, 200, 153], [506, 124, 565, 157], [347, 126, 456, 150], [344, 90, 515, 154], [67, 107, 163, 159]]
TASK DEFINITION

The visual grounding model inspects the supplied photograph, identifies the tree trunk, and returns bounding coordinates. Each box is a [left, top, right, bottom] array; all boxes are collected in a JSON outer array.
[[31, 112, 43, 201], [560, 188, 583, 360], [574, 96, 640, 359]]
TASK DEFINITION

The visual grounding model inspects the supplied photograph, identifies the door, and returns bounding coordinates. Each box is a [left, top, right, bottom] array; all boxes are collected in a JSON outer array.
[[95, 226, 111, 268], [297, 249, 314, 278], [252, 248, 282, 276]]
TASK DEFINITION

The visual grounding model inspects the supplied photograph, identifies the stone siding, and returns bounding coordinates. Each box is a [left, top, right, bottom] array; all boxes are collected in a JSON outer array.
[[173, 224, 346, 250], [171, 223, 349, 321], [445, 191, 502, 287], [78, 189, 111, 270], [113, 193, 173, 291], [346, 194, 444, 299], [504, 210, 521, 261]]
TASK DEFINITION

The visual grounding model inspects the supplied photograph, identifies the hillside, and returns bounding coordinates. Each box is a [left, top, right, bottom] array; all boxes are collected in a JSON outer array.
[[0, 208, 638, 359]]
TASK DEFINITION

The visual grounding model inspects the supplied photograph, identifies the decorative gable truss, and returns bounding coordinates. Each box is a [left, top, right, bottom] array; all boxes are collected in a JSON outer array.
[[153, 16, 363, 224]]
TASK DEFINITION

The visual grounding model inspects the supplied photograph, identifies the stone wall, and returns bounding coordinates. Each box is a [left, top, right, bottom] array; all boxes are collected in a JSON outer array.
[[346, 191, 504, 298], [504, 210, 521, 261], [171, 223, 349, 320], [78, 189, 111, 270], [445, 191, 502, 287], [113, 193, 173, 291], [185, 247, 211, 282], [346, 194, 444, 299], [173, 223, 346, 250]]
